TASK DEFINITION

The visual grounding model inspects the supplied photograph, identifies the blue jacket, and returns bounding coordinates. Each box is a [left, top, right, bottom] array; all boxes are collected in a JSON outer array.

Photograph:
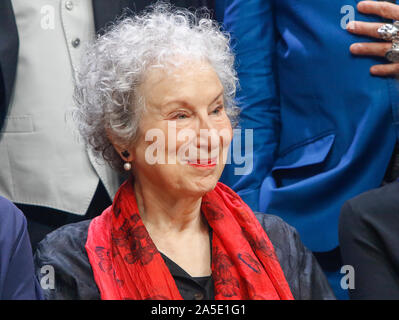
[[217, 0, 399, 252]]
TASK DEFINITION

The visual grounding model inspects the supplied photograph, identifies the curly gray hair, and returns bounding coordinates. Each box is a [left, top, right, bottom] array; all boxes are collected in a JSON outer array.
[[73, 2, 239, 172]]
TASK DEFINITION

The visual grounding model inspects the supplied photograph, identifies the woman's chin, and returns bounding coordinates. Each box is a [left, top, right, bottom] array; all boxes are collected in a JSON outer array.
[[182, 177, 219, 197]]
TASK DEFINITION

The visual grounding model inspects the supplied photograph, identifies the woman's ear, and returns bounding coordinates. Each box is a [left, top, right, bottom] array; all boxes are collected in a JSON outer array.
[[121, 150, 130, 159], [106, 129, 135, 162], [115, 145, 135, 162]]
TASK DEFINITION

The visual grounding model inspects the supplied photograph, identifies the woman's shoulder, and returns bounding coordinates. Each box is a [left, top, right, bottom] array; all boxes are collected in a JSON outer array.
[[253, 212, 335, 300], [34, 220, 100, 300], [37, 219, 91, 249], [253, 212, 298, 245], [253, 212, 306, 269], [252, 212, 304, 264]]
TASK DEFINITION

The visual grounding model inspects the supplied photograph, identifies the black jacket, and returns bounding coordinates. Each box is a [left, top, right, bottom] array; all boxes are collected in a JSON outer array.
[[339, 181, 399, 299], [34, 213, 335, 300]]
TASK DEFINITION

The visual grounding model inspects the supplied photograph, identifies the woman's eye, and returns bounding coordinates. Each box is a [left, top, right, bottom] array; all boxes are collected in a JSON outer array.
[[211, 105, 224, 115], [175, 113, 188, 120]]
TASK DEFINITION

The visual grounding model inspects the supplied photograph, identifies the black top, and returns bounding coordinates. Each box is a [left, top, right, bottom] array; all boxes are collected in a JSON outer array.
[[160, 253, 214, 300], [34, 213, 335, 300], [339, 181, 399, 300], [158, 226, 215, 300]]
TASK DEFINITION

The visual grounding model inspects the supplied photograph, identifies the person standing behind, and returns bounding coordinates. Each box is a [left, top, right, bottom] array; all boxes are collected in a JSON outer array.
[[216, 0, 399, 299], [339, 1, 399, 299], [339, 180, 399, 299], [0, 0, 212, 251]]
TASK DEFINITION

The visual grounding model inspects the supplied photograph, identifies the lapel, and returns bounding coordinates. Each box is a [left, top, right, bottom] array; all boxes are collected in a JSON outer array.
[[0, 0, 19, 128]]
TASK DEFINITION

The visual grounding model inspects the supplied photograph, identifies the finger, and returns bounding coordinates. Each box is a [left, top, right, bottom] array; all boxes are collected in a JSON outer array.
[[347, 21, 385, 39], [370, 63, 399, 77], [357, 1, 399, 21], [350, 42, 392, 57]]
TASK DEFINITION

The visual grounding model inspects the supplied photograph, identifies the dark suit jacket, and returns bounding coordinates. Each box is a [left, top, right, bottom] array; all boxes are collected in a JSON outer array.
[[0, 0, 213, 131], [339, 181, 399, 299]]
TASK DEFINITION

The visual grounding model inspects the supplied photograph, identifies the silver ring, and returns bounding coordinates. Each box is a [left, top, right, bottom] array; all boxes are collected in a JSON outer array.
[[378, 21, 399, 63], [386, 44, 399, 63], [378, 21, 399, 41]]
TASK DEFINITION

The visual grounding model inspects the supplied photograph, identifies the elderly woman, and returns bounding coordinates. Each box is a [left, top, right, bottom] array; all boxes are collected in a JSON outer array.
[[34, 4, 334, 300]]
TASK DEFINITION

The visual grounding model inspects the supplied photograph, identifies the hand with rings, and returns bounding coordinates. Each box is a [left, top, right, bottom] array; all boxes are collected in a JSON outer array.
[[347, 1, 399, 77]]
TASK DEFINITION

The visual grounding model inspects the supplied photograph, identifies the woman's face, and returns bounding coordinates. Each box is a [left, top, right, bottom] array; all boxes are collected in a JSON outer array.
[[130, 60, 233, 197]]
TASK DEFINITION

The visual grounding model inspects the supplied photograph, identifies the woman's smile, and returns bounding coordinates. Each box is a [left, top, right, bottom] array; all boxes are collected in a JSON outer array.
[[187, 157, 218, 168]]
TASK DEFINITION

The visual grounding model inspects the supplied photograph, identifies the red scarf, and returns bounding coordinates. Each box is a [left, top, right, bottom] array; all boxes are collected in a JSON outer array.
[[85, 179, 294, 300]]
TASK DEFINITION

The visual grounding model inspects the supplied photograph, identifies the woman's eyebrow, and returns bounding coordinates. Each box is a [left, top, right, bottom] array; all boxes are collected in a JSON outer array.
[[162, 100, 189, 109], [208, 90, 224, 106], [161, 90, 224, 109]]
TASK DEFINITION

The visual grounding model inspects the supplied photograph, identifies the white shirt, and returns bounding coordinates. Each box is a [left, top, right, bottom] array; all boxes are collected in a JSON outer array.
[[0, 0, 120, 215]]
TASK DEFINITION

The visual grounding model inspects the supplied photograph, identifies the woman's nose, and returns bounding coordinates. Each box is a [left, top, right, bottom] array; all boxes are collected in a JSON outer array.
[[195, 117, 220, 153], [197, 111, 214, 131]]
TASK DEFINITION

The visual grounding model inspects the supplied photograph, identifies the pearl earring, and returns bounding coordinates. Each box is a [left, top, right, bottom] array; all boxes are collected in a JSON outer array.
[[124, 162, 131, 171], [122, 150, 131, 171]]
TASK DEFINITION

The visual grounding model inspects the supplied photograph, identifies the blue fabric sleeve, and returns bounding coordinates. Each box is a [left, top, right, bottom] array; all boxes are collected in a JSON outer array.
[[0, 196, 43, 300], [218, 0, 280, 211]]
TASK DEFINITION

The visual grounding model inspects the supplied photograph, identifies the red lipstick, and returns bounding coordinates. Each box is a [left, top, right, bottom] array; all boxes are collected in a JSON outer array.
[[187, 158, 217, 167]]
